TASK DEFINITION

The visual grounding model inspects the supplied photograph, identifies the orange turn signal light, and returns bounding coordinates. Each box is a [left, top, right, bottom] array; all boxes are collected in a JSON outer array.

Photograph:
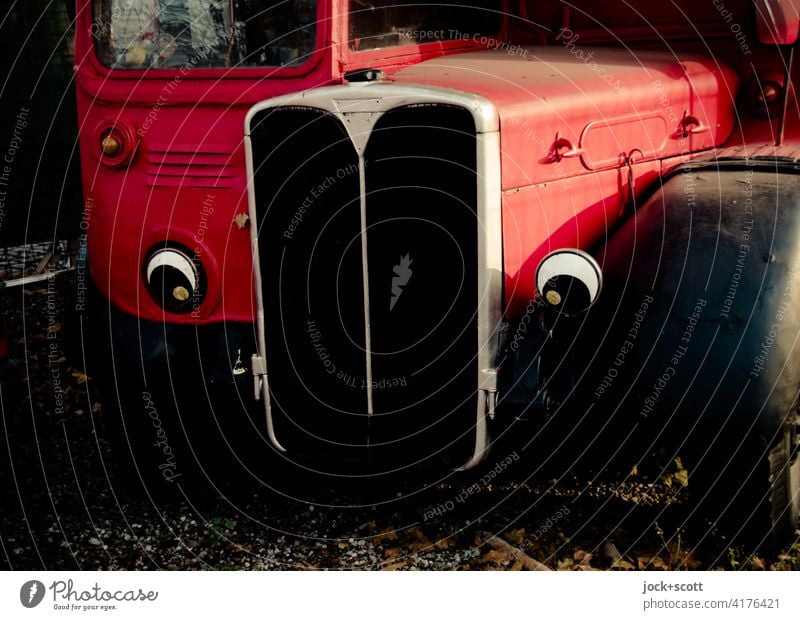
[[100, 133, 122, 157], [95, 121, 137, 167]]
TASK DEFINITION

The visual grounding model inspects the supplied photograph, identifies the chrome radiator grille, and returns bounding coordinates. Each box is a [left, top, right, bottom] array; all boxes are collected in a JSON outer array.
[[249, 103, 479, 466]]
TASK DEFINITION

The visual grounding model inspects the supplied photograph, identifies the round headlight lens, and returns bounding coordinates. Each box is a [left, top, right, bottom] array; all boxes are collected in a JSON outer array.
[[535, 249, 602, 315]]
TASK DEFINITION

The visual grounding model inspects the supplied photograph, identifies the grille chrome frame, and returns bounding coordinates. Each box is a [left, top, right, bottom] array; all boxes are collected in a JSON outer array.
[[244, 83, 503, 469]]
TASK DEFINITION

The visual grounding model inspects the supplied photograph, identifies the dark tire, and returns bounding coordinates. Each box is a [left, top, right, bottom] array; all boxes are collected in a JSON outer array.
[[102, 390, 189, 500], [688, 418, 799, 555], [74, 269, 267, 500], [77, 286, 192, 499], [768, 418, 800, 542]]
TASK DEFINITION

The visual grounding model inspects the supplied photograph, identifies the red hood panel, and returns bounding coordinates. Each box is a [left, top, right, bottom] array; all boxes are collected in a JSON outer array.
[[388, 47, 738, 190]]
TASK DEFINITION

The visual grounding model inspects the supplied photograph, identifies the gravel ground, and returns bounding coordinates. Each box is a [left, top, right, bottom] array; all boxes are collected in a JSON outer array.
[[1, 276, 798, 571]]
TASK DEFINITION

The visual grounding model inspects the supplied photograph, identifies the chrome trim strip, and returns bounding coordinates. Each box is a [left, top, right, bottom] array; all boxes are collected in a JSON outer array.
[[463, 129, 503, 470], [357, 155, 375, 416], [245, 83, 503, 464], [245, 83, 500, 137], [244, 134, 286, 453], [458, 391, 494, 471]]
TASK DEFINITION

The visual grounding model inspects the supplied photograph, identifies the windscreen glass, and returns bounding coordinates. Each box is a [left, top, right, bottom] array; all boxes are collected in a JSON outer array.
[[349, 1, 501, 51], [93, 1, 317, 69]]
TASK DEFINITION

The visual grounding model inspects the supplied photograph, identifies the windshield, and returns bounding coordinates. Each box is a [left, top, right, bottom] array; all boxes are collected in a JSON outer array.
[[348, 1, 501, 51], [93, 0, 317, 69]]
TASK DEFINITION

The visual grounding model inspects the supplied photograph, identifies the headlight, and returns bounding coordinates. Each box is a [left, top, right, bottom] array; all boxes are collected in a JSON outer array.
[[535, 249, 602, 315], [144, 246, 205, 313]]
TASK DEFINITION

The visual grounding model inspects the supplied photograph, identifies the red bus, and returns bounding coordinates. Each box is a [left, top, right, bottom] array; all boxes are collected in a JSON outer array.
[[74, 1, 799, 540]]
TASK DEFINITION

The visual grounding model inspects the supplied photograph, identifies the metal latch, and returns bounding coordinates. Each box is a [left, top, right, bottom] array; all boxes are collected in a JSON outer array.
[[479, 368, 498, 392], [479, 368, 499, 421]]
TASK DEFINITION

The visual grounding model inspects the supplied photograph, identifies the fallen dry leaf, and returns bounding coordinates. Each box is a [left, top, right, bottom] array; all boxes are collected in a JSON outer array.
[[475, 532, 551, 571], [71, 370, 88, 384], [372, 529, 399, 544], [233, 213, 250, 229], [382, 547, 402, 559], [407, 540, 431, 553], [574, 549, 592, 563], [504, 528, 526, 546], [557, 557, 574, 570], [481, 548, 513, 568], [405, 527, 431, 552], [381, 560, 410, 571], [648, 557, 669, 570]]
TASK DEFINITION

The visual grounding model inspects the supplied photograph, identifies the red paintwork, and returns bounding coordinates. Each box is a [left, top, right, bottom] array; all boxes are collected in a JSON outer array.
[[75, 0, 800, 324], [387, 47, 739, 315], [390, 48, 738, 187], [74, 1, 340, 324], [74, 0, 508, 324]]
